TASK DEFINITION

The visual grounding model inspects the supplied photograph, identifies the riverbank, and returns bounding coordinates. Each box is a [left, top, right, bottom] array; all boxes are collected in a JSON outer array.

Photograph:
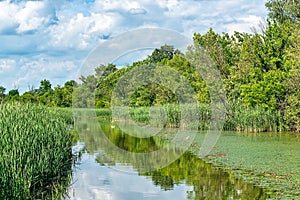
[[93, 105, 292, 133]]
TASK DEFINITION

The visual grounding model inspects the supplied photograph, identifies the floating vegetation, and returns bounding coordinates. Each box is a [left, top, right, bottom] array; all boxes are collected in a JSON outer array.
[[194, 131, 300, 199]]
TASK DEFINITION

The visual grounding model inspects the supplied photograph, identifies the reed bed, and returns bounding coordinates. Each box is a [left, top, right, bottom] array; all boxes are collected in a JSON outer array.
[[95, 108, 112, 121], [100, 103, 284, 132], [225, 104, 283, 132], [110, 103, 211, 130], [0, 103, 73, 199]]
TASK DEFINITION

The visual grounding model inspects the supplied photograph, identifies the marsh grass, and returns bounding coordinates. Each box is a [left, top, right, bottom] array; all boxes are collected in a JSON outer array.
[[225, 104, 283, 132], [101, 103, 284, 132], [95, 108, 112, 121], [0, 103, 73, 199]]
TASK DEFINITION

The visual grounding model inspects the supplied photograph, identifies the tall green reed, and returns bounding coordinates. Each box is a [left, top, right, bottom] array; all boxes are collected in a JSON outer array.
[[0, 103, 73, 199], [98, 102, 284, 132]]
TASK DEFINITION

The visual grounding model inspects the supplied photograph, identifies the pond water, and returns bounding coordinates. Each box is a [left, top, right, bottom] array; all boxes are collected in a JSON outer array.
[[64, 122, 270, 200]]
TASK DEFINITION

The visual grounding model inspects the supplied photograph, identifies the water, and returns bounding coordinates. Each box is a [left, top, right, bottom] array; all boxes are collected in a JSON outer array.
[[66, 152, 194, 200], [201, 131, 300, 199], [64, 122, 269, 200]]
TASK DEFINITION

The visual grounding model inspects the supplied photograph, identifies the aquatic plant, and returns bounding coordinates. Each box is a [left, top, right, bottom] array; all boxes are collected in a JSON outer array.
[[0, 103, 73, 199]]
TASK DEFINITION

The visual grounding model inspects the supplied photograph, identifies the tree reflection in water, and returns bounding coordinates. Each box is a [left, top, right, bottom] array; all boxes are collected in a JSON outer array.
[[75, 120, 269, 200]]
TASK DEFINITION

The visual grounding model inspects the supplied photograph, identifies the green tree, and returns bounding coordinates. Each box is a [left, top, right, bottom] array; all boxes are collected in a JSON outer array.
[[53, 80, 77, 107], [38, 79, 52, 95], [193, 28, 241, 79], [74, 73, 100, 108], [266, 0, 300, 23], [148, 44, 181, 63], [0, 86, 6, 103], [95, 67, 129, 108], [7, 89, 19, 101], [241, 69, 287, 109], [223, 21, 292, 111], [95, 64, 118, 80], [20, 91, 37, 103], [283, 22, 300, 131]]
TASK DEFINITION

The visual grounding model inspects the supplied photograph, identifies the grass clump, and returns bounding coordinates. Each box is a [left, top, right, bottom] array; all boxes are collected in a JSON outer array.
[[0, 103, 73, 199]]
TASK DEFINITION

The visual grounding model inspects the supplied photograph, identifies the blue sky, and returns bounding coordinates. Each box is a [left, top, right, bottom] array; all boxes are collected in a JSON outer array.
[[0, 0, 268, 93]]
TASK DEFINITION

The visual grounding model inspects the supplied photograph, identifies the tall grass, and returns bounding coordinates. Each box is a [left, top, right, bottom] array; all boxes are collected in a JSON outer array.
[[224, 103, 283, 132], [110, 103, 211, 130], [101, 103, 284, 132], [0, 103, 73, 199], [95, 108, 112, 121]]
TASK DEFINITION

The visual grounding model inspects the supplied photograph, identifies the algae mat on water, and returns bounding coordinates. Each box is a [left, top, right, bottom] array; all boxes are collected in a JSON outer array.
[[191, 132, 300, 199]]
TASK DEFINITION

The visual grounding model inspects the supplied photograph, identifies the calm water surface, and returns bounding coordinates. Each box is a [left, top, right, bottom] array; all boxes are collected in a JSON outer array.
[[64, 122, 269, 200]]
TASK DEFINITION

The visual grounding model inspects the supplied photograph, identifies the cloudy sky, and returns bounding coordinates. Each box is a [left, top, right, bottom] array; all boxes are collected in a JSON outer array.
[[0, 0, 268, 93]]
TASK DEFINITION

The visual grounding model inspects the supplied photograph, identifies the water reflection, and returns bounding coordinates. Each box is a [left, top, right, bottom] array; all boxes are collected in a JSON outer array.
[[67, 152, 193, 200], [66, 120, 268, 199], [142, 152, 267, 199]]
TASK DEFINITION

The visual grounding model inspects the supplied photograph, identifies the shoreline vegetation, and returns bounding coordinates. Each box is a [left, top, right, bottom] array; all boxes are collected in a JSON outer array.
[[1, 19, 299, 133], [0, 104, 292, 199], [96, 104, 283, 133], [0, 103, 75, 199], [75, 104, 283, 133], [0, 1, 299, 199]]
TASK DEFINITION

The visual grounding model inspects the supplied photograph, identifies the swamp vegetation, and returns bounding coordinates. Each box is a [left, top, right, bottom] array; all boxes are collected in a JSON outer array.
[[0, 103, 74, 199], [0, 0, 299, 199]]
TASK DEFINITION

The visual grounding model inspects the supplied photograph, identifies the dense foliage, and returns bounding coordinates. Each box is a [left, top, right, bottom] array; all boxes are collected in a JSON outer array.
[[0, 103, 73, 199], [1, 1, 299, 132]]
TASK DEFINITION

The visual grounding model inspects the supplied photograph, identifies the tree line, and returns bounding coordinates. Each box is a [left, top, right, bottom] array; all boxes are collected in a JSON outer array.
[[1, 0, 299, 131]]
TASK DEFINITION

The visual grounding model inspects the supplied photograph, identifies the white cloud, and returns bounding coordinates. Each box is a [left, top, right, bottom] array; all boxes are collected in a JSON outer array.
[[15, 1, 47, 33], [0, 1, 56, 34], [0, 0, 268, 93], [47, 12, 118, 50], [0, 1, 19, 33], [224, 15, 263, 34], [0, 58, 19, 90], [2, 55, 80, 92], [0, 0, 268, 51], [0, 59, 16, 73], [128, 8, 147, 15], [93, 0, 142, 12]]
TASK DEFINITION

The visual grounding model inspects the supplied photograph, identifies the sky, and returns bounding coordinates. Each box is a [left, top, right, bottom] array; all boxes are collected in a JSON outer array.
[[0, 0, 268, 93]]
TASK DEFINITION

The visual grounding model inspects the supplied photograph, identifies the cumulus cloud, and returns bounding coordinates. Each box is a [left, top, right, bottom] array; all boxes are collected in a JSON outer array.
[[15, 57, 78, 87], [0, 54, 80, 92], [93, 0, 143, 12], [0, 0, 57, 34], [224, 15, 264, 34], [0, 0, 268, 92], [0, 0, 267, 52], [0, 59, 16, 74], [47, 12, 118, 50], [16, 1, 48, 33], [0, 1, 19, 34]]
